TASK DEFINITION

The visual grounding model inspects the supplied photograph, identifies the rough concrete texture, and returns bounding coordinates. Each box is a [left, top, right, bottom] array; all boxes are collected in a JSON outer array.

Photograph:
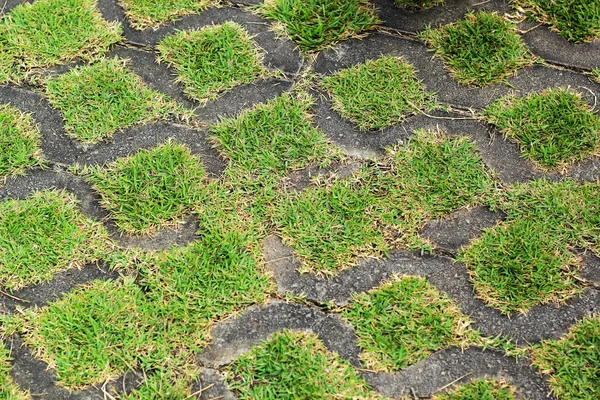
[[1, 0, 599, 398]]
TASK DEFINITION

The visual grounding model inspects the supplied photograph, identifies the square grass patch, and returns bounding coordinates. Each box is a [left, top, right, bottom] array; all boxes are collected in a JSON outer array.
[[119, 0, 218, 30], [394, 0, 444, 10], [45, 58, 189, 144], [459, 179, 596, 314], [531, 315, 600, 400], [87, 141, 208, 234], [157, 22, 265, 103], [0, 190, 110, 291], [421, 11, 533, 86], [0, 346, 29, 399], [224, 330, 382, 399], [321, 56, 437, 131], [432, 378, 516, 400], [0, 0, 121, 83], [341, 275, 477, 372], [210, 92, 339, 178], [0, 104, 43, 182], [257, 0, 380, 53], [271, 129, 496, 275], [485, 88, 600, 170], [513, 0, 600, 43]]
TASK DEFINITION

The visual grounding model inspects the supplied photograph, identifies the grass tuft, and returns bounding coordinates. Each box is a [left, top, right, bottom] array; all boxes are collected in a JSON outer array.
[[0, 346, 29, 399], [45, 58, 189, 144], [485, 88, 600, 170], [157, 22, 265, 103], [272, 129, 495, 275], [421, 11, 533, 86], [459, 179, 597, 314], [0, 190, 110, 291], [0, 0, 121, 83], [87, 141, 208, 234], [394, 0, 444, 10], [0, 104, 43, 182], [257, 0, 380, 53], [119, 0, 218, 30], [531, 315, 600, 400], [321, 56, 437, 131], [224, 330, 382, 399], [513, 0, 600, 43], [432, 378, 517, 400]]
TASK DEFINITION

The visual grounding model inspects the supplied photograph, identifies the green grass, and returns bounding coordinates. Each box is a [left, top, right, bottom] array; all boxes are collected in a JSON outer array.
[[0, 190, 110, 291], [86, 141, 208, 234], [485, 88, 600, 170], [593, 69, 600, 83], [532, 315, 600, 400], [513, 0, 600, 43], [224, 330, 382, 399], [421, 11, 533, 86], [123, 370, 196, 400], [257, 0, 380, 53], [210, 92, 339, 179], [45, 58, 189, 144], [119, 0, 218, 30], [272, 129, 495, 275], [0, 346, 29, 400], [0, 0, 121, 83], [0, 104, 43, 182], [321, 56, 437, 131], [432, 378, 516, 400], [459, 179, 597, 314], [342, 276, 477, 372], [394, 0, 444, 10], [157, 22, 265, 103]]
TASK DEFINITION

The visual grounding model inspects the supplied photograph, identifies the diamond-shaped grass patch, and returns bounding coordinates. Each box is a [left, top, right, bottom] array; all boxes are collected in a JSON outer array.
[[394, 0, 444, 10], [432, 378, 517, 400], [513, 0, 600, 43], [531, 315, 600, 400], [0, 104, 43, 182], [0, 0, 121, 83], [485, 88, 600, 171], [224, 330, 383, 399], [119, 0, 219, 30], [0, 346, 28, 399], [321, 56, 437, 131], [210, 92, 339, 179], [87, 141, 208, 234], [458, 179, 597, 315], [271, 129, 496, 275], [45, 58, 190, 144], [157, 22, 265, 104], [421, 11, 533, 86], [257, 0, 380, 53], [341, 276, 478, 372], [20, 229, 271, 388], [0, 190, 110, 291]]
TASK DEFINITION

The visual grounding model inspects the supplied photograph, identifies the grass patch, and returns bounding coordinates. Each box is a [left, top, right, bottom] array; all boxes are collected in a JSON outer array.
[[123, 370, 196, 400], [0, 190, 110, 291], [531, 315, 600, 400], [593, 69, 600, 83], [272, 129, 495, 275], [119, 0, 218, 30], [0, 0, 121, 83], [157, 22, 265, 103], [45, 58, 189, 144], [210, 92, 339, 178], [0, 104, 43, 182], [421, 11, 533, 86], [224, 330, 382, 399], [459, 179, 596, 314], [513, 0, 600, 43], [394, 0, 444, 10], [485, 88, 600, 170], [257, 0, 380, 53], [0, 346, 29, 399], [342, 276, 476, 372], [321, 56, 437, 131], [432, 378, 516, 400], [87, 141, 208, 234]]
